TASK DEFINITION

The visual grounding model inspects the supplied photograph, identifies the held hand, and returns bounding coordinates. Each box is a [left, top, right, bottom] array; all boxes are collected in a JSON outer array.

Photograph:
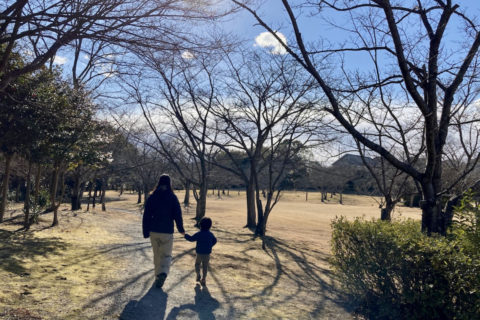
[[180, 232, 185, 236]]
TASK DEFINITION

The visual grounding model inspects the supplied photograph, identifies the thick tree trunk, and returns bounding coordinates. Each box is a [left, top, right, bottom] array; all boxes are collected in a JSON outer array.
[[184, 181, 190, 207], [195, 183, 207, 222], [71, 174, 82, 211], [255, 196, 265, 236], [0, 153, 13, 223], [420, 182, 445, 235], [409, 194, 415, 207], [339, 193, 343, 204], [380, 198, 395, 221], [23, 160, 33, 229], [245, 182, 256, 228]]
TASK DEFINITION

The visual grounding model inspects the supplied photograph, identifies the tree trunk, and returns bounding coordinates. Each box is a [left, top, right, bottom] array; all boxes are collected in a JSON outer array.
[[380, 198, 395, 221], [0, 153, 13, 223], [86, 182, 93, 211], [339, 193, 343, 204], [71, 174, 81, 211], [195, 183, 207, 222], [78, 182, 85, 209], [305, 192, 308, 201], [92, 189, 97, 208], [255, 196, 265, 236], [34, 164, 41, 207], [143, 184, 148, 204], [15, 178, 21, 202], [51, 167, 60, 227], [321, 191, 325, 203], [420, 182, 444, 235], [184, 181, 190, 207], [101, 181, 106, 211], [23, 160, 33, 229], [137, 188, 142, 204], [32, 163, 42, 224], [245, 181, 256, 228]]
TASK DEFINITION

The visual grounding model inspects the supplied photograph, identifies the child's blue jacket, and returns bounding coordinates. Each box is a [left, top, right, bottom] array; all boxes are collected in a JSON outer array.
[[185, 230, 217, 254]]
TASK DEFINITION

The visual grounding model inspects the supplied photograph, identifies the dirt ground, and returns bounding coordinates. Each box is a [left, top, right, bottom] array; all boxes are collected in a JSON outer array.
[[0, 191, 421, 319]]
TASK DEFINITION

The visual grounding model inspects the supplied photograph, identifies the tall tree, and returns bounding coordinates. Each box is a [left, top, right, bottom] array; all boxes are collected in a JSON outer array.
[[211, 51, 321, 232], [235, 0, 480, 235]]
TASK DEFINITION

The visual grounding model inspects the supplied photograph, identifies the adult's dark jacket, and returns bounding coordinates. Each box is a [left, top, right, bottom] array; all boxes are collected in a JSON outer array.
[[142, 189, 185, 238]]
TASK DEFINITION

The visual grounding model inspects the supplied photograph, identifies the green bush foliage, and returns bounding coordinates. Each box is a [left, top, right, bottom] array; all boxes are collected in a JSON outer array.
[[331, 217, 480, 320]]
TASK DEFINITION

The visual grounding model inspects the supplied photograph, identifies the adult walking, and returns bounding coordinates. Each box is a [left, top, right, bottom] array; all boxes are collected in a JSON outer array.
[[143, 174, 185, 288]]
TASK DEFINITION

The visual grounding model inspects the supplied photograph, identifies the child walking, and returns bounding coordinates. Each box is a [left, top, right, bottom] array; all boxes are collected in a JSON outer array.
[[184, 217, 217, 286]]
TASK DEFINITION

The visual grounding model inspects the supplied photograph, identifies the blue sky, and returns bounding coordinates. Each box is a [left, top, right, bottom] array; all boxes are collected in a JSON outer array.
[[226, 0, 480, 60]]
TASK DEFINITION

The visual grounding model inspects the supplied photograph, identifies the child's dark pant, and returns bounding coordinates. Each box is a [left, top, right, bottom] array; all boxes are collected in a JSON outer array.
[[195, 254, 210, 279]]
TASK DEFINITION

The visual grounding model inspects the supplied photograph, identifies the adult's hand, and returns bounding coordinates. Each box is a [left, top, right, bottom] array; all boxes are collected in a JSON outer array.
[[180, 232, 185, 236]]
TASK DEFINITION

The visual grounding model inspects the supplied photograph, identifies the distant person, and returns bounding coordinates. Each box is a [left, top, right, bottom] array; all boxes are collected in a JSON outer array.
[[184, 217, 217, 286], [143, 174, 185, 288]]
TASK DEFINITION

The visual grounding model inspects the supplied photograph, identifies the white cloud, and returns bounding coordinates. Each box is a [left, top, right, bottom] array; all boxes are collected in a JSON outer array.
[[53, 55, 67, 65], [83, 54, 90, 60], [254, 31, 287, 54], [181, 51, 195, 60]]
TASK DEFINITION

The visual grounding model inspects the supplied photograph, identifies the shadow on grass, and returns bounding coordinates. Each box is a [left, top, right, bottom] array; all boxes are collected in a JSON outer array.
[[206, 228, 354, 318], [261, 235, 356, 317], [0, 229, 68, 275]]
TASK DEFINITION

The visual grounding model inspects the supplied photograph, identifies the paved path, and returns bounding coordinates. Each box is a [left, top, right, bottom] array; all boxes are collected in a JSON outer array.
[[81, 209, 228, 320]]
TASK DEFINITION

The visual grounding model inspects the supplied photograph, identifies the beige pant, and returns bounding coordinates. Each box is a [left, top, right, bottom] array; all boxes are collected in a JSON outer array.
[[195, 254, 210, 279], [150, 232, 173, 277]]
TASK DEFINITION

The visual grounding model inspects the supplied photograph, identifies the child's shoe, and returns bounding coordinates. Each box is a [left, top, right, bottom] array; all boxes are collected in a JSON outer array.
[[200, 278, 206, 286]]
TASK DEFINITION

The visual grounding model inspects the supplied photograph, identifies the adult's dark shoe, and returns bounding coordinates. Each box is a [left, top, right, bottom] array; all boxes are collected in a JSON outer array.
[[156, 273, 167, 288]]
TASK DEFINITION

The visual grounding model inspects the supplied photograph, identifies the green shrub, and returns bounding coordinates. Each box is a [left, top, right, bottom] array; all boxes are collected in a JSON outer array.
[[331, 217, 480, 320], [451, 190, 480, 254]]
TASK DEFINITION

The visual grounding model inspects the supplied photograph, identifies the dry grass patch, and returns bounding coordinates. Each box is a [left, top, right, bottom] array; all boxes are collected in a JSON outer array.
[[0, 205, 131, 319]]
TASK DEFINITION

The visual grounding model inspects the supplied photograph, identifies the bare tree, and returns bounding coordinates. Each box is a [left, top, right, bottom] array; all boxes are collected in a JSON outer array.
[[0, 0, 224, 91], [122, 53, 222, 223], [210, 50, 322, 233], [235, 0, 480, 235]]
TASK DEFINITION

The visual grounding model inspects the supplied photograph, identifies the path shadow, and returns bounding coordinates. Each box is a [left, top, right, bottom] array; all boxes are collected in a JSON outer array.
[[0, 229, 68, 275], [166, 284, 220, 320], [119, 285, 168, 320]]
